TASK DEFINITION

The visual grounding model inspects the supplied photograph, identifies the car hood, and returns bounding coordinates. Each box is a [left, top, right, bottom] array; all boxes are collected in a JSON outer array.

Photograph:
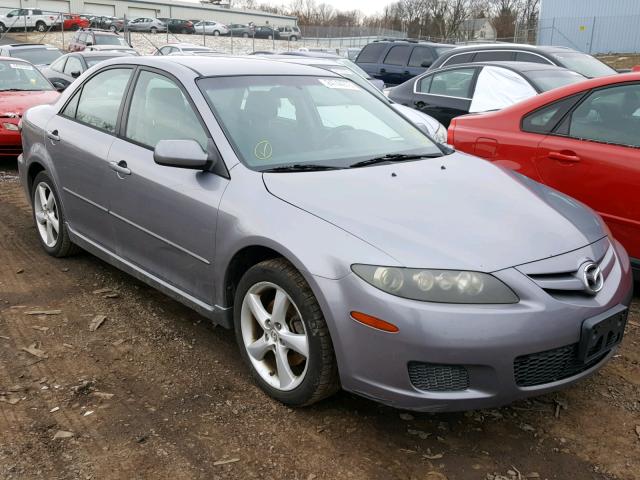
[[263, 152, 606, 272], [0, 90, 59, 117]]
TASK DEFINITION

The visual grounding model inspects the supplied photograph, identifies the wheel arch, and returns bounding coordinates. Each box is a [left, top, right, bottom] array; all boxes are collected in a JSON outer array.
[[27, 161, 46, 196]]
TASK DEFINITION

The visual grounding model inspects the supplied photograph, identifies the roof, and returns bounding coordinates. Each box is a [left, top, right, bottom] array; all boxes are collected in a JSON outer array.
[[445, 43, 575, 54], [107, 56, 342, 78], [372, 38, 453, 48]]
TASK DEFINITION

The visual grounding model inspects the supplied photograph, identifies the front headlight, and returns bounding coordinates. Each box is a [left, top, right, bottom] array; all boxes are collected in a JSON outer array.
[[352, 265, 519, 304], [2, 122, 19, 131], [433, 123, 447, 144]]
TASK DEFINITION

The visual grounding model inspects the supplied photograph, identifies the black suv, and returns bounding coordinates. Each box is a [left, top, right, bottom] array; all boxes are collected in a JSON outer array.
[[428, 44, 616, 78], [355, 39, 453, 85]]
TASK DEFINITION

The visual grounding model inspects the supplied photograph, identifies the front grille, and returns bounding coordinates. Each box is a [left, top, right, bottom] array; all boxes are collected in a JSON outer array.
[[514, 343, 606, 387], [408, 362, 470, 392]]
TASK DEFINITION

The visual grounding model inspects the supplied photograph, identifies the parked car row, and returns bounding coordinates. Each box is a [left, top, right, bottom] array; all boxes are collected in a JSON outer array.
[[1, 41, 636, 413]]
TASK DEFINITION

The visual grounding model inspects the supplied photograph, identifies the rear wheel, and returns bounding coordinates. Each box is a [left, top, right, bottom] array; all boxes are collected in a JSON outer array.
[[35, 21, 46, 32], [267, 34, 273, 40], [213, 29, 220, 36], [109, 25, 117, 32], [31, 172, 79, 258], [234, 258, 339, 406], [0, 23, 6, 33], [242, 32, 249, 38], [71, 24, 80, 31], [150, 27, 158, 34], [181, 27, 187, 34], [290, 35, 297, 41]]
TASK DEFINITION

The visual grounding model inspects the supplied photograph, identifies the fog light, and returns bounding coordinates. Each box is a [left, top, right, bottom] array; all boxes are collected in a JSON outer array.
[[350, 311, 399, 333]]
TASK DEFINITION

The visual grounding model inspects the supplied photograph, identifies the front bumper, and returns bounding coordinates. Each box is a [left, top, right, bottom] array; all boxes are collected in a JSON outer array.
[[312, 239, 633, 411], [0, 129, 22, 157]]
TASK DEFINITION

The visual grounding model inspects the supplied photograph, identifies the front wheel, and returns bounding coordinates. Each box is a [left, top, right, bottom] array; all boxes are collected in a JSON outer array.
[[242, 32, 249, 38], [290, 35, 297, 41], [267, 34, 273, 40], [109, 25, 117, 32], [35, 21, 46, 32], [31, 172, 79, 258], [234, 258, 339, 406], [0, 23, 6, 33]]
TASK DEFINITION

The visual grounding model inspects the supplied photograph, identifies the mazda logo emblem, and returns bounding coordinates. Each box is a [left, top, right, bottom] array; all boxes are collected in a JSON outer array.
[[580, 261, 604, 295]]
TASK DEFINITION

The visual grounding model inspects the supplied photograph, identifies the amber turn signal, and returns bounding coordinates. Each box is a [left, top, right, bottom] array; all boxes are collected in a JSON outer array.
[[350, 311, 399, 333]]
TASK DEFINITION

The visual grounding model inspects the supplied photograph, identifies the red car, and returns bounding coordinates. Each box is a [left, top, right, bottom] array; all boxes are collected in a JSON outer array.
[[63, 14, 89, 31], [448, 72, 640, 277], [0, 57, 59, 157]]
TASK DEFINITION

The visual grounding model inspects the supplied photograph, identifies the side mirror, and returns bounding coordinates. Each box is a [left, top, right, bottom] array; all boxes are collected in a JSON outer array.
[[52, 81, 66, 91], [154, 139, 214, 170], [86, 42, 93, 46], [420, 61, 431, 68], [70, 71, 81, 78]]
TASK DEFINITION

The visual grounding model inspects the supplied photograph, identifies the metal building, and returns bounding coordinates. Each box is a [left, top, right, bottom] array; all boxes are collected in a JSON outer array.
[[538, 0, 640, 54], [0, 0, 297, 27]]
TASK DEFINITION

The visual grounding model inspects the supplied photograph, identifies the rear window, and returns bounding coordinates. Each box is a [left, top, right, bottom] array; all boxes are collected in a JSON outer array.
[[552, 52, 616, 78], [383, 45, 411, 66], [526, 69, 585, 92], [408, 46, 434, 67], [9, 47, 61, 65], [95, 35, 128, 46], [356, 43, 386, 63]]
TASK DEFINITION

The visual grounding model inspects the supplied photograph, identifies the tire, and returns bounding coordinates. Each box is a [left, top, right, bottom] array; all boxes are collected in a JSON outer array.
[[35, 21, 46, 32], [109, 25, 117, 32], [290, 35, 297, 41], [31, 172, 79, 258], [181, 28, 187, 34], [242, 32, 249, 38], [150, 27, 158, 34], [71, 24, 80, 31], [267, 34, 273, 40], [0, 23, 7, 33], [234, 258, 339, 406], [213, 30, 220, 36]]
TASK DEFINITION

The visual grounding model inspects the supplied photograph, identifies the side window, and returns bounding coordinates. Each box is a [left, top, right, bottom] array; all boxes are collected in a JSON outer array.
[[78, 33, 87, 43], [64, 56, 83, 75], [125, 70, 208, 150], [356, 43, 386, 63], [566, 84, 640, 147], [514, 52, 552, 64], [50, 56, 66, 73], [473, 51, 514, 62], [160, 46, 171, 55], [74, 68, 132, 133], [61, 90, 81, 118], [6, 9, 20, 17], [33, 10, 43, 15], [522, 94, 583, 134], [408, 47, 434, 68], [417, 74, 433, 93], [428, 68, 475, 98], [383, 45, 411, 66], [442, 52, 474, 66]]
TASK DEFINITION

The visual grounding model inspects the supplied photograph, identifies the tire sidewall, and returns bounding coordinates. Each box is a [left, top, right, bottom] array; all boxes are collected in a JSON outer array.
[[234, 262, 329, 405], [32, 172, 67, 256], [36, 22, 46, 32]]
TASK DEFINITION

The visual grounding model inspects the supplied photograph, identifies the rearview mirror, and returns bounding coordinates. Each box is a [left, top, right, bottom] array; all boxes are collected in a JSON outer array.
[[154, 139, 213, 170]]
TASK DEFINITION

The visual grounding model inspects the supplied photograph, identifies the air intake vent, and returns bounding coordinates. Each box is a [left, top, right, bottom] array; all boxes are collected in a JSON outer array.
[[408, 362, 470, 392]]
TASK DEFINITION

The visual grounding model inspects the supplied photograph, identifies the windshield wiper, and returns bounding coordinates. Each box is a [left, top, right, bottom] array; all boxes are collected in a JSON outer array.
[[262, 164, 343, 173], [0, 88, 31, 92], [349, 153, 441, 169]]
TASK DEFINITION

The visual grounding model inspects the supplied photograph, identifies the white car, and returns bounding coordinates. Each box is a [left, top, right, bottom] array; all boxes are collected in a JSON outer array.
[[0, 8, 61, 33], [194, 21, 229, 36]]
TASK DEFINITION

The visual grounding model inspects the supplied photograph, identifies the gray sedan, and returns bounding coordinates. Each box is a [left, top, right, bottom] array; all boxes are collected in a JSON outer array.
[[18, 56, 633, 411]]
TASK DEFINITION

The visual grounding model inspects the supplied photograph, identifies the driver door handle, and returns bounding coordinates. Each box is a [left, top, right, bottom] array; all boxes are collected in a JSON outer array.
[[109, 160, 131, 176], [548, 151, 581, 163], [46, 129, 60, 141]]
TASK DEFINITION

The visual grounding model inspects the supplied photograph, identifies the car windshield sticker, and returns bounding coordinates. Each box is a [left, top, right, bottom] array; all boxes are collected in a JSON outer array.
[[10, 63, 34, 70], [254, 140, 273, 160], [318, 78, 360, 91]]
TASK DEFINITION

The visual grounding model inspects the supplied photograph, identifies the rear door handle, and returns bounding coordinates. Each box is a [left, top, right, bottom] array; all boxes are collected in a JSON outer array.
[[548, 151, 581, 163], [46, 129, 60, 141], [109, 160, 131, 176]]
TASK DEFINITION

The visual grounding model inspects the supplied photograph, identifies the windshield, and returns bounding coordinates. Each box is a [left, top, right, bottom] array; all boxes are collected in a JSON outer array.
[[9, 47, 61, 65], [527, 69, 585, 91], [198, 75, 441, 171], [552, 52, 616, 78], [85, 56, 121, 67], [0, 60, 53, 91], [94, 35, 129, 46]]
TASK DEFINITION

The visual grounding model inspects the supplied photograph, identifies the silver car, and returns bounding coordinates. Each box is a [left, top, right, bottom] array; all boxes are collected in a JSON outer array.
[[127, 17, 167, 33], [18, 57, 633, 411]]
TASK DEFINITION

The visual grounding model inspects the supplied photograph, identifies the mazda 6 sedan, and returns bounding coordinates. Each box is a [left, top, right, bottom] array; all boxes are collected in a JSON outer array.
[[18, 56, 633, 411]]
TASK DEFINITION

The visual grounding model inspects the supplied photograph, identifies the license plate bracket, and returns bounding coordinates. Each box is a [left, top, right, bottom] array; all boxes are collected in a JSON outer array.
[[579, 305, 628, 364]]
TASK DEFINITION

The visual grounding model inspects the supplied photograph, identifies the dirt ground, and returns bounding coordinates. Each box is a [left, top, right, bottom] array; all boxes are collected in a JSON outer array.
[[0, 157, 639, 480], [597, 54, 640, 70]]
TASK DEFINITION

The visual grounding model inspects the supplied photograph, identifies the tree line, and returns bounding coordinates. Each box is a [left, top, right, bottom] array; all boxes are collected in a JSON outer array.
[[227, 0, 539, 41]]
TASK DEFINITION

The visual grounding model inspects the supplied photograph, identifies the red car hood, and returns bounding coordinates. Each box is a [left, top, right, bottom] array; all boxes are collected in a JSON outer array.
[[0, 90, 59, 118]]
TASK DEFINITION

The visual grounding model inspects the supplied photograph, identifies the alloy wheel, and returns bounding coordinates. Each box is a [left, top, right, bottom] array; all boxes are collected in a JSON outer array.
[[240, 282, 309, 391], [33, 182, 59, 248]]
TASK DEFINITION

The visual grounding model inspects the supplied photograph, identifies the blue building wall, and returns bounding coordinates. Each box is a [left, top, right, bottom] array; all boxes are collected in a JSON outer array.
[[538, 0, 640, 53]]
